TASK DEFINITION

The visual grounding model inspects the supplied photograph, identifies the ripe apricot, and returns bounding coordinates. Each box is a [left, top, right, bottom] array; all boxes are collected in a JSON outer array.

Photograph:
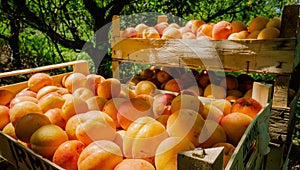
[[155, 137, 195, 170], [77, 140, 123, 170], [135, 80, 157, 95], [220, 112, 253, 146], [0, 90, 15, 106], [167, 109, 205, 147], [197, 24, 213, 37], [212, 21, 232, 40], [97, 78, 121, 100], [30, 124, 69, 159], [115, 159, 156, 170], [10, 101, 43, 127], [61, 96, 89, 121], [0, 105, 10, 130], [257, 27, 280, 39], [231, 20, 247, 33], [44, 108, 66, 129], [52, 140, 86, 170], [64, 72, 87, 93], [266, 17, 281, 29], [9, 96, 38, 108], [15, 113, 51, 143], [142, 27, 160, 39], [28, 73, 54, 92], [248, 16, 269, 33], [117, 98, 152, 130]]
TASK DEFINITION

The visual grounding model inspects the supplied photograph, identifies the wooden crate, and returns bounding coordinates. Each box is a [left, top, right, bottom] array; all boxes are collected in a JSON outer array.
[[110, 5, 300, 169], [111, 5, 300, 109], [0, 60, 89, 170], [0, 60, 272, 170], [177, 82, 272, 170]]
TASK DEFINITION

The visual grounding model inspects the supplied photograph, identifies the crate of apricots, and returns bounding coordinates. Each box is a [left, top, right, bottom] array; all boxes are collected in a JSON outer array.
[[0, 60, 272, 170], [111, 9, 298, 75]]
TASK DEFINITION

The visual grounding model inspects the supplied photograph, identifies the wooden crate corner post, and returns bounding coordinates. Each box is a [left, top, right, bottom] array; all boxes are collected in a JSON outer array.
[[178, 147, 224, 170]]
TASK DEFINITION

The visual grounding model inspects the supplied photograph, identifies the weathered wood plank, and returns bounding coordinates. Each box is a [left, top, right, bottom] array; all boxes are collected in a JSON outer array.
[[112, 38, 296, 74]]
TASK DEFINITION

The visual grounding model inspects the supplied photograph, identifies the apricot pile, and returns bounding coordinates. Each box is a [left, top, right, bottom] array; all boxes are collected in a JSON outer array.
[[128, 67, 255, 103], [0, 71, 263, 169], [121, 16, 281, 40]]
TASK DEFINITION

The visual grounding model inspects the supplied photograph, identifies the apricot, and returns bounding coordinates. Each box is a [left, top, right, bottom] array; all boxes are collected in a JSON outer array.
[[186, 20, 206, 34], [182, 32, 196, 39], [135, 80, 157, 95], [102, 98, 127, 128], [161, 27, 182, 39], [86, 96, 108, 111], [38, 92, 65, 113], [266, 17, 281, 29], [201, 104, 224, 122], [65, 110, 116, 140], [61, 96, 89, 121], [152, 93, 176, 117], [77, 140, 123, 170], [164, 78, 182, 93], [30, 124, 69, 159], [219, 75, 239, 90], [97, 78, 121, 100], [142, 27, 160, 39], [231, 97, 262, 118], [10, 101, 43, 127], [15, 113, 51, 143], [210, 99, 232, 116], [28, 73, 54, 92], [123, 116, 168, 164], [178, 27, 193, 35], [135, 23, 149, 38], [227, 32, 246, 40], [155, 137, 195, 170], [52, 140, 86, 170], [220, 112, 253, 146], [72, 87, 95, 101], [44, 108, 66, 129], [113, 130, 126, 153], [36, 85, 59, 100], [2, 122, 17, 139], [156, 70, 171, 83], [0, 90, 15, 106], [199, 120, 227, 148], [167, 109, 205, 147], [86, 74, 105, 94], [64, 72, 87, 93], [76, 118, 116, 145], [65, 114, 82, 140], [0, 105, 10, 130], [154, 23, 168, 37], [9, 96, 38, 108], [247, 30, 260, 39], [118, 86, 136, 99], [16, 90, 37, 98], [212, 142, 235, 168], [115, 158, 155, 170], [171, 94, 204, 115], [257, 27, 280, 39], [230, 20, 247, 33], [212, 21, 232, 40], [196, 24, 213, 37], [117, 98, 152, 130], [121, 27, 137, 38], [248, 16, 269, 33], [227, 89, 243, 99], [204, 84, 226, 99]]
